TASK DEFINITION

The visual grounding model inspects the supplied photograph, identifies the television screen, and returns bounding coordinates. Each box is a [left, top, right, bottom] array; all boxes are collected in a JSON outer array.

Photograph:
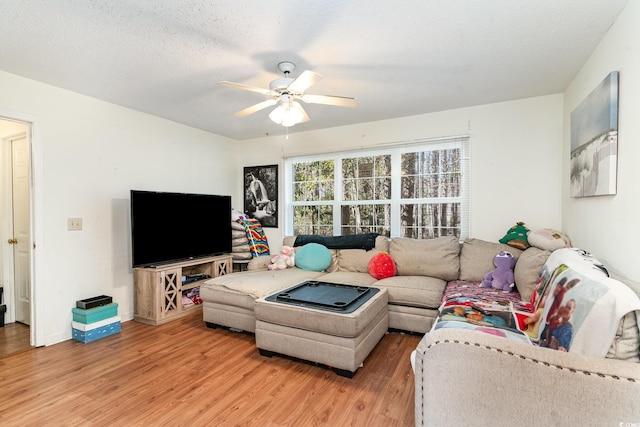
[[130, 190, 232, 268]]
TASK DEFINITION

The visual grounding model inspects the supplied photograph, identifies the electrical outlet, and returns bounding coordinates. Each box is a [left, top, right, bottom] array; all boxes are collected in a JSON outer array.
[[67, 217, 83, 231]]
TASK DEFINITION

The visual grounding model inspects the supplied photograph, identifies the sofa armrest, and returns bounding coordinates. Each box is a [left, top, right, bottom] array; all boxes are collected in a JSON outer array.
[[414, 328, 640, 426], [247, 256, 272, 271]]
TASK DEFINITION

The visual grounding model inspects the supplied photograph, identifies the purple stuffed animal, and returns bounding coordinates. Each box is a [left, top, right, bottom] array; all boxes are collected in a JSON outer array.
[[481, 251, 516, 292]]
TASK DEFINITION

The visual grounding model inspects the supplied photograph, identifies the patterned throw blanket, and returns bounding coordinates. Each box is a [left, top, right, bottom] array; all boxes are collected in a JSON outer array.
[[525, 248, 640, 357], [236, 218, 270, 257], [437, 283, 534, 345]]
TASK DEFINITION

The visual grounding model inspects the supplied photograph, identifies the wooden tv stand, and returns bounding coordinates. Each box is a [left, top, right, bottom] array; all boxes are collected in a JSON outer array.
[[133, 254, 232, 325]]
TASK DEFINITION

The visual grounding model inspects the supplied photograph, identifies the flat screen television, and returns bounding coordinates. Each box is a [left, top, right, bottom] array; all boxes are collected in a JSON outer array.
[[130, 190, 232, 268]]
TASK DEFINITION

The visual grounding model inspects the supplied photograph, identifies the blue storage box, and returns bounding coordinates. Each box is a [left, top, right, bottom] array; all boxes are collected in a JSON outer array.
[[72, 303, 118, 324], [72, 315, 120, 332], [72, 316, 121, 343]]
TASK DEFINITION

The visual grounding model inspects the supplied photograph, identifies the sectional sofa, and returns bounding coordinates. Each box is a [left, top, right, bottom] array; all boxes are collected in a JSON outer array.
[[200, 234, 640, 424], [202, 234, 470, 334]]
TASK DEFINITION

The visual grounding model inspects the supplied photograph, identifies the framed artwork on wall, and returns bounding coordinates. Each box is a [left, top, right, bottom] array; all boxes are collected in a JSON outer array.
[[243, 164, 278, 228], [570, 71, 619, 198]]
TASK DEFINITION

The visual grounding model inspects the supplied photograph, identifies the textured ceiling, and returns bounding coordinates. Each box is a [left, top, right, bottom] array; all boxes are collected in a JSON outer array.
[[0, 1, 629, 140]]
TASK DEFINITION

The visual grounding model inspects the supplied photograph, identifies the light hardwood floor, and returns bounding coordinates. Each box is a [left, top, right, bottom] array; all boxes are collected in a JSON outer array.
[[0, 311, 421, 426], [0, 321, 31, 357]]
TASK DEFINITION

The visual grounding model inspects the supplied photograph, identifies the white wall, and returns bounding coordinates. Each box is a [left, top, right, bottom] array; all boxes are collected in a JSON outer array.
[[562, 0, 640, 281], [0, 52, 571, 346], [0, 70, 237, 345], [238, 94, 564, 252]]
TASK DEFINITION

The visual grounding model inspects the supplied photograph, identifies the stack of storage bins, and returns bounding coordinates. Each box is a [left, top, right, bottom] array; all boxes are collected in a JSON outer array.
[[72, 296, 120, 343]]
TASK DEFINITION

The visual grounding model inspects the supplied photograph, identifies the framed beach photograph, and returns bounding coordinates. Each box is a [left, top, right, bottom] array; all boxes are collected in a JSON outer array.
[[243, 164, 278, 227], [570, 71, 619, 198]]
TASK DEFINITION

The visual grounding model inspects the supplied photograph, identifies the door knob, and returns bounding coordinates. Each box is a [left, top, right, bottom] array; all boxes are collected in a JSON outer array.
[[7, 238, 17, 244]]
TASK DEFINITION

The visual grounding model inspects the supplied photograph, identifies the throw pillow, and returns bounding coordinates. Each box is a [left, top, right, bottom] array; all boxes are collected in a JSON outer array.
[[528, 228, 571, 251], [337, 236, 390, 273], [368, 252, 397, 279], [514, 247, 550, 302], [295, 243, 332, 271]]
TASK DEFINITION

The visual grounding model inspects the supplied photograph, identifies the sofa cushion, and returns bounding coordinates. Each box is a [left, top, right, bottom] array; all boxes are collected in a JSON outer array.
[[200, 268, 326, 307], [606, 311, 640, 362], [459, 238, 523, 282], [295, 243, 332, 271], [247, 255, 272, 270], [336, 236, 390, 273], [375, 275, 447, 309], [315, 271, 379, 287], [389, 236, 460, 281], [514, 247, 550, 302]]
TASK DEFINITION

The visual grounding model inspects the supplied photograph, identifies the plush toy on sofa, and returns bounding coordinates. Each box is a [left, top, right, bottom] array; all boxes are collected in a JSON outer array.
[[481, 251, 516, 292], [368, 251, 397, 279], [267, 246, 295, 270]]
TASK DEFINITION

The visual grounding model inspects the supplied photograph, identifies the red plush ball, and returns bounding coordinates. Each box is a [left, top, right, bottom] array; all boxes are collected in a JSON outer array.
[[368, 252, 397, 279]]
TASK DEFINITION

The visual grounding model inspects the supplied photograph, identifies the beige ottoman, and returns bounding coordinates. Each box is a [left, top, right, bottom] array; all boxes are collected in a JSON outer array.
[[254, 286, 388, 378]]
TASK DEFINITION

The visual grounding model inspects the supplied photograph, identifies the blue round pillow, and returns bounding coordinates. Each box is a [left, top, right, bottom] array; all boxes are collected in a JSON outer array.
[[295, 243, 332, 271]]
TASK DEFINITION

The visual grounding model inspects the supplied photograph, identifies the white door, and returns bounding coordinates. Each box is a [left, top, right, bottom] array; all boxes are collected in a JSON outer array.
[[11, 136, 30, 324]]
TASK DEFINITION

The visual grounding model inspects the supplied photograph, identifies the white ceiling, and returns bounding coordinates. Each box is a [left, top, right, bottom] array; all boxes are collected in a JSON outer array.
[[0, 1, 629, 140]]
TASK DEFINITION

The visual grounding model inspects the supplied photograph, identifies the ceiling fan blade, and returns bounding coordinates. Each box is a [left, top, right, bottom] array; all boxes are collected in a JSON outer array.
[[234, 99, 278, 117], [287, 70, 323, 94], [298, 103, 311, 123], [300, 94, 357, 108], [218, 81, 273, 95]]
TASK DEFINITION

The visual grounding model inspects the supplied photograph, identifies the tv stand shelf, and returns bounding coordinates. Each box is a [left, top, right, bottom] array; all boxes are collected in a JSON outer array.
[[181, 281, 202, 291], [133, 254, 232, 326]]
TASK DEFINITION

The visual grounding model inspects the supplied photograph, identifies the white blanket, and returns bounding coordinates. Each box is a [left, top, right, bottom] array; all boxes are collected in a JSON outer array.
[[530, 248, 640, 357]]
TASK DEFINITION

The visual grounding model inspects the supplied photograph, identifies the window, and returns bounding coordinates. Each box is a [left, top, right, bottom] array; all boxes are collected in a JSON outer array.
[[284, 137, 469, 240]]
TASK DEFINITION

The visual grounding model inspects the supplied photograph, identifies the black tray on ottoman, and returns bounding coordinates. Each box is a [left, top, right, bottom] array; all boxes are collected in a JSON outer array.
[[265, 280, 379, 313]]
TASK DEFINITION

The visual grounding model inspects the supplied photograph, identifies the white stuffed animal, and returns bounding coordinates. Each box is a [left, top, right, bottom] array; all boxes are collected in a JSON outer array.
[[267, 246, 295, 270]]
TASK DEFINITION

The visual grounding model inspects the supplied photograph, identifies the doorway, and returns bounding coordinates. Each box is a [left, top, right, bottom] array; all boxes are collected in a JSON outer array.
[[0, 117, 32, 355]]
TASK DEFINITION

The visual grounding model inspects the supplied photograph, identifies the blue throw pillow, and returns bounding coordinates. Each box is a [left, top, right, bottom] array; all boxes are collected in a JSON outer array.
[[295, 243, 332, 271]]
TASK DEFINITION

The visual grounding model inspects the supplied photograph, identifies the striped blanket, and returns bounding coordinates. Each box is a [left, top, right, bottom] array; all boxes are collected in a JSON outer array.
[[236, 218, 270, 257]]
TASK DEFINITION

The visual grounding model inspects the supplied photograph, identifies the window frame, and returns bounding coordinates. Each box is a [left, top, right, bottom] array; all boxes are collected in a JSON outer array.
[[284, 136, 470, 239]]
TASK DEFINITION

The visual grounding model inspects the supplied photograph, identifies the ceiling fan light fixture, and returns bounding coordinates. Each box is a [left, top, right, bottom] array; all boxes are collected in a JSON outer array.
[[220, 61, 354, 129], [269, 99, 306, 127]]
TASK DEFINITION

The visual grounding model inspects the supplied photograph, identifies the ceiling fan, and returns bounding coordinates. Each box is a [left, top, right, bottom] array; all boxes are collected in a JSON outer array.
[[218, 61, 356, 127]]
